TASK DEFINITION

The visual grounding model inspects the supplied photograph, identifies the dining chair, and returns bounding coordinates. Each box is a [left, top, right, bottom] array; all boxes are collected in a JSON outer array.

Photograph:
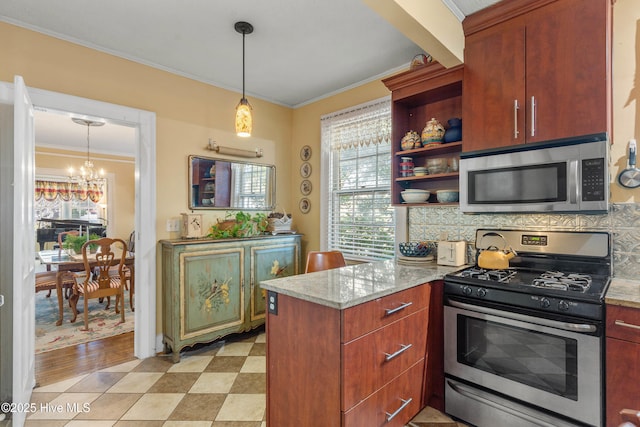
[[304, 250, 346, 273], [57, 230, 79, 253], [99, 231, 135, 311], [35, 271, 74, 300], [70, 237, 127, 331], [619, 409, 640, 427]]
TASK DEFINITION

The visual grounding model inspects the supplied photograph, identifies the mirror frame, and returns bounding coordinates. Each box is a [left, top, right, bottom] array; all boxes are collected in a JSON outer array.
[[188, 155, 276, 210]]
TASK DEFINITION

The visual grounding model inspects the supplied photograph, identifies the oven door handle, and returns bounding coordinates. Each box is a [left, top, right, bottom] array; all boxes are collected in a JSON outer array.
[[447, 380, 561, 427], [448, 300, 597, 333]]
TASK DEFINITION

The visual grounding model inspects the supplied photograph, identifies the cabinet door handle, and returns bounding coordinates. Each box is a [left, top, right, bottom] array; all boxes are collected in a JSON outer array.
[[530, 96, 536, 137], [385, 397, 412, 422], [385, 301, 412, 316], [615, 320, 640, 330], [384, 343, 412, 361], [513, 99, 520, 139]]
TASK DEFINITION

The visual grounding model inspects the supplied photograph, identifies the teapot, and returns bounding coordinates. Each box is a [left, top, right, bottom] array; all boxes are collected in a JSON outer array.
[[477, 232, 517, 270]]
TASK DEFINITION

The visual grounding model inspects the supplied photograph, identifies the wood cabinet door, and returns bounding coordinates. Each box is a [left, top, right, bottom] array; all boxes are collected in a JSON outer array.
[[179, 248, 244, 339], [462, 21, 526, 152], [606, 337, 640, 427], [525, 0, 609, 143], [250, 241, 299, 321]]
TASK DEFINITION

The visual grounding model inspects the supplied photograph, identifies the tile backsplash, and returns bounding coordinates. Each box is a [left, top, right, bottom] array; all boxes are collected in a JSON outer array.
[[407, 203, 640, 279]]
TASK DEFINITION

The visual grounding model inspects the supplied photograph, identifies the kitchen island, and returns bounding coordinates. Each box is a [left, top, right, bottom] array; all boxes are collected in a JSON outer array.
[[260, 259, 461, 427]]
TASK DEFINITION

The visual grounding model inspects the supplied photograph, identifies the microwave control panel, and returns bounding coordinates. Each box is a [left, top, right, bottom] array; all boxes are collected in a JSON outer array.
[[582, 158, 605, 201]]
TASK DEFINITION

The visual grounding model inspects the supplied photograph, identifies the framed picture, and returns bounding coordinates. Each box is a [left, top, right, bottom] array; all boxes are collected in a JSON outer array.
[[300, 145, 312, 161], [300, 162, 312, 178], [300, 180, 312, 196], [299, 198, 311, 214]]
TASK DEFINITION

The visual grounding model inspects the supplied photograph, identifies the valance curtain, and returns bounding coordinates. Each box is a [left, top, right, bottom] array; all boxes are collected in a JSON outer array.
[[35, 180, 104, 203], [324, 98, 391, 151]]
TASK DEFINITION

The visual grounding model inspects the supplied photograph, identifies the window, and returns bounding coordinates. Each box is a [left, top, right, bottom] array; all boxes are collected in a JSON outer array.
[[35, 178, 106, 221], [231, 163, 271, 209], [321, 97, 394, 261]]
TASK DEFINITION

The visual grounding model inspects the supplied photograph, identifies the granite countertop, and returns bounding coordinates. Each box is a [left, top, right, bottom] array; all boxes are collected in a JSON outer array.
[[260, 259, 463, 310], [605, 278, 640, 309]]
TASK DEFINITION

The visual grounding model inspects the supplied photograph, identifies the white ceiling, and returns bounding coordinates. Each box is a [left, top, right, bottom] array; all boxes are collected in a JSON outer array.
[[1, 0, 499, 156]]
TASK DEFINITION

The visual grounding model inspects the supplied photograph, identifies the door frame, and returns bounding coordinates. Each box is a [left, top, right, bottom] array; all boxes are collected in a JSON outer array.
[[29, 87, 157, 359]]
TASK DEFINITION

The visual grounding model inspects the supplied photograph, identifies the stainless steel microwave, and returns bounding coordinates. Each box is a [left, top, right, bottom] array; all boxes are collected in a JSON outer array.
[[459, 133, 609, 213]]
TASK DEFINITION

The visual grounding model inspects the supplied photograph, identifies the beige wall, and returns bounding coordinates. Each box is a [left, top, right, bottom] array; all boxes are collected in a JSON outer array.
[[0, 22, 294, 239], [35, 147, 135, 241], [611, 0, 640, 203]]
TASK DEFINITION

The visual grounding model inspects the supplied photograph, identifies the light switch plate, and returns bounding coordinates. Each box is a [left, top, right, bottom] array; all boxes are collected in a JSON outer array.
[[166, 218, 180, 232]]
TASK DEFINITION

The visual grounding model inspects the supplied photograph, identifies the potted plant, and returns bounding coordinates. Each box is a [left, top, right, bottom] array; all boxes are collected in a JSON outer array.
[[62, 233, 102, 254], [207, 211, 268, 239]]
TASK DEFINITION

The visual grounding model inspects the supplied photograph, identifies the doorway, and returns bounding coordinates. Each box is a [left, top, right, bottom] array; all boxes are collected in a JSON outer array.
[[29, 86, 157, 360]]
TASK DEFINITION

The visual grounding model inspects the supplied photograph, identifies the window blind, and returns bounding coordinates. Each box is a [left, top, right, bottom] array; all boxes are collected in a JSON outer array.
[[321, 97, 394, 261]]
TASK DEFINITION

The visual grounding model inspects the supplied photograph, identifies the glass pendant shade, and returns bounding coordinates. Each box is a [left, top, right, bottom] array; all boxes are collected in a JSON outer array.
[[235, 97, 253, 137]]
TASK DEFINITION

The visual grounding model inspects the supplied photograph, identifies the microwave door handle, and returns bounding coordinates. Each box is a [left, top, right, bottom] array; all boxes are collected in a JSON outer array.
[[569, 160, 579, 204]]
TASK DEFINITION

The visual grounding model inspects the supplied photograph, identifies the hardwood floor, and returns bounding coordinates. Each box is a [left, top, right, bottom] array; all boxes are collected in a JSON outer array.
[[35, 331, 135, 387]]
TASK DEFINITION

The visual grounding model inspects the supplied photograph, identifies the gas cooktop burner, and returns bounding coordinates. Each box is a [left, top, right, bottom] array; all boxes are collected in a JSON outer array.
[[531, 271, 592, 293], [458, 267, 517, 282]]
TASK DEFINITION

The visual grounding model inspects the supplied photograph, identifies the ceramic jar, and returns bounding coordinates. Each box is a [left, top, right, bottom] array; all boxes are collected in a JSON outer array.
[[421, 118, 445, 145], [443, 118, 462, 143], [400, 130, 421, 151]]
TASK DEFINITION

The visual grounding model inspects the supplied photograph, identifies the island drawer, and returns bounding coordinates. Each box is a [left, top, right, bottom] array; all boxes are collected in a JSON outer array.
[[342, 283, 430, 342], [342, 308, 428, 410], [343, 360, 424, 427], [607, 304, 640, 343]]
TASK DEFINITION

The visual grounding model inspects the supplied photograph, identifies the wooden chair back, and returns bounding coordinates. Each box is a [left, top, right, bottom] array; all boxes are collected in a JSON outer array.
[[305, 251, 346, 273], [57, 230, 79, 253], [619, 409, 640, 427], [70, 237, 128, 330]]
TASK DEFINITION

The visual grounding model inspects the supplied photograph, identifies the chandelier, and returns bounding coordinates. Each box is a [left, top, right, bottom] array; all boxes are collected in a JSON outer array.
[[68, 118, 106, 188], [234, 21, 253, 137]]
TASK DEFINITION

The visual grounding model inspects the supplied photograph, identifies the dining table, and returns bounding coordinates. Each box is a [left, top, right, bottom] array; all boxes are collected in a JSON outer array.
[[37, 249, 135, 326]]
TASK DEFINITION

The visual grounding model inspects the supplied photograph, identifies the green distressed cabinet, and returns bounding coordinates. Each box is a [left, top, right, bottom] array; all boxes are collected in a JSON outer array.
[[161, 234, 301, 362]]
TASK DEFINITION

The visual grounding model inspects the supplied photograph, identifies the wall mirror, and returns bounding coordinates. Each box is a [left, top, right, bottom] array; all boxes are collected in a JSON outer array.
[[189, 155, 276, 210]]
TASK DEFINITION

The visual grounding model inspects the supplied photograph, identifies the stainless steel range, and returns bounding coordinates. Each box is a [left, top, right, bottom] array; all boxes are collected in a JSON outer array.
[[444, 229, 611, 427]]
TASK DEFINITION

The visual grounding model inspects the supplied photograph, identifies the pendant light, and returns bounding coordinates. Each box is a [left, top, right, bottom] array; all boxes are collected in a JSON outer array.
[[68, 118, 106, 188], [234, 21, 253, 138]]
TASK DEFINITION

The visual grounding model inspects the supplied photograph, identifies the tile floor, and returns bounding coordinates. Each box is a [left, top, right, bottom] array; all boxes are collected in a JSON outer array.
[[25, 327, 464, 427]]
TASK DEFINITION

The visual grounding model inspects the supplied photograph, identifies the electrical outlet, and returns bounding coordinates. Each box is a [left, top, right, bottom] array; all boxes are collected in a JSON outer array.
[[166, 218, 180, 232], [267, 291, 278, 315]]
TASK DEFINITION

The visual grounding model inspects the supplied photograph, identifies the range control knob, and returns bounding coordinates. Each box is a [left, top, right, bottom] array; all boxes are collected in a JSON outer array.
[[540, 297, 551, 309], [477, 288, 487, 298], [462, 286, 473, 296], [558, 300, 570, 311]]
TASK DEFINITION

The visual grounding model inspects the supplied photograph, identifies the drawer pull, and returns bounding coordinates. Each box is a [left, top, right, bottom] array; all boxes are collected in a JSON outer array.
[[385, 397, 412, 422], [385, 301, 412, 316], [384, 343, 412, 361], [615, 320, 640, 330]]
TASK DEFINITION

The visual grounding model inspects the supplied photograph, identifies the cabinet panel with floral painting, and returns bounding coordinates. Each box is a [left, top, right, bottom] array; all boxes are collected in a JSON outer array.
[[181, 248, 244, 336], [161, 234, 301, 362], [250, 243, 300, 323]]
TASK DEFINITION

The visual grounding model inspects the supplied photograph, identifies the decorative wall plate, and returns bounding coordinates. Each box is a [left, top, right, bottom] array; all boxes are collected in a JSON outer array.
[[300, 162, 312, 178], [300, 180, 312, 196], [300, 145, 312, 161], [299, 198, 311, 214]]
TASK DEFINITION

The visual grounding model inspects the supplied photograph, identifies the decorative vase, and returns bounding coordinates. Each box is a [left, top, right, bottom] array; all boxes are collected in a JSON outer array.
[[421, 118, 445, 145], [443, 118, 462, 143], [400, 131, 422, 151]]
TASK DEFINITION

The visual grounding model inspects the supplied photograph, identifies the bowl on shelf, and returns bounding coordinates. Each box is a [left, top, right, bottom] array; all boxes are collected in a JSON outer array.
[[426, 158, 448, 175], [436, 189, 459, 203], [399, 241, 435, 257], [413, 167, 427, 176], [401, 189, 430, 203]]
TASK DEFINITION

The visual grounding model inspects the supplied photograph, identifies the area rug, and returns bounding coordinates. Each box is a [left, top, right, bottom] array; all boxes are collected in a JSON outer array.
[[35, 290, 134, 354]]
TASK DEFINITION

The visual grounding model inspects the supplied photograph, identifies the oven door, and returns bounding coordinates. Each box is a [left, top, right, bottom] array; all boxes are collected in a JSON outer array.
[[444, 299, 602, 427]]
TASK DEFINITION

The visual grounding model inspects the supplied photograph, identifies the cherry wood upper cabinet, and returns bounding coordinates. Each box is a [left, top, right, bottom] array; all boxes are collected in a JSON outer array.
[[462, 0, 612, 152]]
